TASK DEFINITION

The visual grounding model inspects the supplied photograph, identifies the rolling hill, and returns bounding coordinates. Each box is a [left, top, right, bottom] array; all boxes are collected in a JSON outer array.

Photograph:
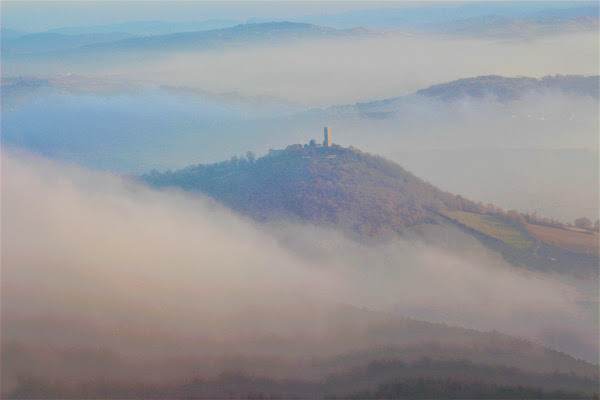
[[434, 13, 598, 37], [3, 22, 375, 58], [45, 19, 242, 36], [82, 21, 360, 52], [247, 2, 598, 34], [141, 143, 599, 277], [142, 144, 472, 236], [4, 304, 598, 398], [415, 75, 600, 101], [320, 75, 599, 119], [0, 32, 135, 55]]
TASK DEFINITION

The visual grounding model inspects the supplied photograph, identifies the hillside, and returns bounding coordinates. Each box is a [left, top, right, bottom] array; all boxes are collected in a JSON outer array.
[[440, 210, 598, 278], [247, 3, 598, 33], [0, 32, 135, 55], [84, 22, 354, 52], [141, 144, 599, 277], [416, 75, 600, 101], [142, 144, 474, 237], [45, 19, 242, 36], [321, 75, 599, 120], [435, 13, 599, 38], [4, 304, 598, 397], [5, 22, 374, 57]]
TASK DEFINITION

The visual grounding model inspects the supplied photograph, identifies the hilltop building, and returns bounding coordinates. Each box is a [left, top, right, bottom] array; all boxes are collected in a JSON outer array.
[[323, 126, 332, 147], [271, 126, 333, 157]]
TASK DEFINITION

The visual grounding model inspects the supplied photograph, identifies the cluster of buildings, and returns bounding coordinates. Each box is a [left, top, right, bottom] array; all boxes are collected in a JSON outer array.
[[269, 127, 334, 157]]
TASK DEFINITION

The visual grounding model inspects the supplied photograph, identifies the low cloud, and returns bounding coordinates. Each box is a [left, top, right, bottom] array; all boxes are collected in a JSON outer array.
[[3, 31, 598, 222], [2, 150, 596, 391], [3, 32, 598, 107]]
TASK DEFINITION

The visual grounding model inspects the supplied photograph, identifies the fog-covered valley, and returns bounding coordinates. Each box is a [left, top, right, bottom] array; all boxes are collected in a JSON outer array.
[[2, 151, 597, 393], [3, 16, 598, 222], [1, 1, 598, 398], [3, 78, 598, 221]]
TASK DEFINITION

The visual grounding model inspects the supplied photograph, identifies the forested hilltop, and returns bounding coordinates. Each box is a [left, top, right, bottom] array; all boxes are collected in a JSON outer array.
[[142, 143, 599, 278], [142, 144, 480, 236]]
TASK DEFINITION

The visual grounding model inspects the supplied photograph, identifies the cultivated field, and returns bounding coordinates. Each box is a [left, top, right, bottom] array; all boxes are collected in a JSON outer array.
[[526, 223, 599, 255], [443, 211, 534, 250]]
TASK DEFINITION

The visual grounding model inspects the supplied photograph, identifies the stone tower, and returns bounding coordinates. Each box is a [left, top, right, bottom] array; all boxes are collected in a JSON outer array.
[[323, 126, 332, 147]]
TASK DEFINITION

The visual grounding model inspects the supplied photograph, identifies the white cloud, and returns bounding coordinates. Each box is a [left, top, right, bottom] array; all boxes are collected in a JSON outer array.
[[2, 150, 596, 377]]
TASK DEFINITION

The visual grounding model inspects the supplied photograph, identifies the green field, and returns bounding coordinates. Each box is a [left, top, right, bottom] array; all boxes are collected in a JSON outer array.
[[444, 211, 535, 250]]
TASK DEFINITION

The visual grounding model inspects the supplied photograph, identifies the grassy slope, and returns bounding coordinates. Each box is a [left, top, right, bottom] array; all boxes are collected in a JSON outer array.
[[440, 211, 599, 277], [444, 211, 534, 250]]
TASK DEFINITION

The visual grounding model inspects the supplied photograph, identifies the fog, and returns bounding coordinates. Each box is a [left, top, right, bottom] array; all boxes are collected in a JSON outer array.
[[4, 89, 596, 163], [2, 150, 597, 391], [389, 148, 599, 222], [328, 92, 599, 221], [3, 87, 597, 221], [2, 5, 599, 394], [143, 33, 599, 107], [3, 32, 598, 107], [3, 28, 598, 222]]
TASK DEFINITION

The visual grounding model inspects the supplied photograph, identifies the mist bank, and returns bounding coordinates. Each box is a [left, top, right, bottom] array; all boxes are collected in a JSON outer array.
[[2, 150, 597, 394], [3, 82, 597, 222], [4, 85, 597, 161], [387, 148, 599, 222], [3, 32, 598, 106]]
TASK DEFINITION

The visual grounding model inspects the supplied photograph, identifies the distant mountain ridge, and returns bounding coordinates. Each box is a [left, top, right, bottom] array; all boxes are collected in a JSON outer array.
[[321, 75, 599, 119], [0, 32, 136, 55], [3, 74, 596, 114], [435, 14, 598, 37], [247, 3, 598, 34], [4, 2, 596, 58], [2, 22, 376, 57], [416, 75, 600, 101], [46, 19, 242, 36], [81, 21, 374, 52], [4, 5, 596, 58], [8, 2, 597, 37], [5, 73, 594, 115]]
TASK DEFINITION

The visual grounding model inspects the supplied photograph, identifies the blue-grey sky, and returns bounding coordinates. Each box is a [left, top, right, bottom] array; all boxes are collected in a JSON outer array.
[[1, 1, 421, 32], [3, 1, 591, 32]]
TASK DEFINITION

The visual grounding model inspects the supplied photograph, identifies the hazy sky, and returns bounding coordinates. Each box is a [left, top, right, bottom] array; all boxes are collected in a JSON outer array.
[[1, 1, 422, 31], [3, 1, 593, 32]]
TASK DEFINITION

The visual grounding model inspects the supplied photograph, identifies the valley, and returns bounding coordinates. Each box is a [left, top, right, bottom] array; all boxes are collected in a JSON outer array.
[[2, 2, 598, 398]]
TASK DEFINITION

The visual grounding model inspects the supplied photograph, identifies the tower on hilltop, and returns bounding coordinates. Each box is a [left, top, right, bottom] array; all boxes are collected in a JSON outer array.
[[323, 126, 332, 147]]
